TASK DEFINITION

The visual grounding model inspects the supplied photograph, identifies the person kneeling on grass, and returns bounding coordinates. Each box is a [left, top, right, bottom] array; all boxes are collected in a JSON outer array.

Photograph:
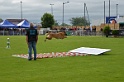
[[26, 23, 38, 61]]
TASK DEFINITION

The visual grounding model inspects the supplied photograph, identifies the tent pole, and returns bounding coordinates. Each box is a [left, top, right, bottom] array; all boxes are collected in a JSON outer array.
[[3, 29, 4, 36]]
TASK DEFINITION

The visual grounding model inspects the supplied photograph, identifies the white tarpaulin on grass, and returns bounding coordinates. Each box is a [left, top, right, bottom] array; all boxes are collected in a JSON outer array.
[[69, 47, 111, 55]]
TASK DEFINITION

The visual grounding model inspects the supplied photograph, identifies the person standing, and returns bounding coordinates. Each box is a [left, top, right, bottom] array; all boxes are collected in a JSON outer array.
[[26, 23, 38, 61]]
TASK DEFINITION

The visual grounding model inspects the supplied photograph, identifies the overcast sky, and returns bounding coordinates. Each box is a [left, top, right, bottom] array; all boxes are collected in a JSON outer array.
[[0, 0, 124, 25]]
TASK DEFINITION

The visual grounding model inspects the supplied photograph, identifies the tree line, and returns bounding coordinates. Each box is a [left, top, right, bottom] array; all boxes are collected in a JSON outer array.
[[41, 13, 90, 29]]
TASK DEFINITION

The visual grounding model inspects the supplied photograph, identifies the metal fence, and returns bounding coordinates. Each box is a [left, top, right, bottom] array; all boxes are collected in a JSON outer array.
[[39, 30, 103, 36], [1, 29, 124, 36], [0, 29, 26, 35]]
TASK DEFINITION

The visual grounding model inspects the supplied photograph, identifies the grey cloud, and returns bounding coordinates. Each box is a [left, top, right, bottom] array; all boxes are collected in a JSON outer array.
[[0, 0, 124, 25]]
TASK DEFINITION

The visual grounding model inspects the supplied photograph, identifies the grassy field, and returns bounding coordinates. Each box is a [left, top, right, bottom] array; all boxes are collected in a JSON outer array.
[[0, 35, 124, 82]]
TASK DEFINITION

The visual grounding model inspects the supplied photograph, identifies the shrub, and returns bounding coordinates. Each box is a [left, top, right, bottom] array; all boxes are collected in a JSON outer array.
[[103, 26, 111, 37], [112, 30, 119, 36]]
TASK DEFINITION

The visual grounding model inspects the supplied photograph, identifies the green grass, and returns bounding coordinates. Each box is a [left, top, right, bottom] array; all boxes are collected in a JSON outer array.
[[0, 35, 124, 82]]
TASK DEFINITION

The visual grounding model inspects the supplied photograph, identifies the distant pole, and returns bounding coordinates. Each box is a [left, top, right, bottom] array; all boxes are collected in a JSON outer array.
[[116, 4, 118, 18], [62, 1, 69, 27], [109, 0, 110, 24], [63, 2, 64, 26], [85, 4, 90, 24], [50, 4, 54, 15], [104, 1, 106, 25], [20, 1, 23, 20], [115, 4, 118, 29], [84, 3, 86, 28]]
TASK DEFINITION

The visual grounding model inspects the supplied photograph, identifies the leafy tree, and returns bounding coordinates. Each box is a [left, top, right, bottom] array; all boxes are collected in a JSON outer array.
[[70, 17, 90, 26], [41, 13, 54, 29]]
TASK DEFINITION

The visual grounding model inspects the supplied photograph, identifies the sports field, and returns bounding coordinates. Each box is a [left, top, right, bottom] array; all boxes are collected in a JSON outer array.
[[0, 35, 124, 82]]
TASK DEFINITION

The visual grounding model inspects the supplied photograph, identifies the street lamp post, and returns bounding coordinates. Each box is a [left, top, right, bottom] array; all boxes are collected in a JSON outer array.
[[84, 3, 86, 28], [104, 1, 106, 25], [20, 1, 23, 20], [50, 4, 54, 15], [108, 0, 110, 24], [116, 4, 118, 18], [62, 1, 69, 27], [115, 4, 118, 29]]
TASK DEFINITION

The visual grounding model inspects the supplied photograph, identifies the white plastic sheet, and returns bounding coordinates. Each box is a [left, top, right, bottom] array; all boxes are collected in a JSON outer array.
[[69, 47, 111, 55]]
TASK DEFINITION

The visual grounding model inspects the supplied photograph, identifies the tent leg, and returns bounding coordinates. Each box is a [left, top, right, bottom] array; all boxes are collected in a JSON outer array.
[[3, 30, 4, 36]]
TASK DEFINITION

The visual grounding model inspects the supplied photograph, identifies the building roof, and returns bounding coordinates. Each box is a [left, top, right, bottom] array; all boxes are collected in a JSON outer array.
[[6, 19, 29, 25]]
